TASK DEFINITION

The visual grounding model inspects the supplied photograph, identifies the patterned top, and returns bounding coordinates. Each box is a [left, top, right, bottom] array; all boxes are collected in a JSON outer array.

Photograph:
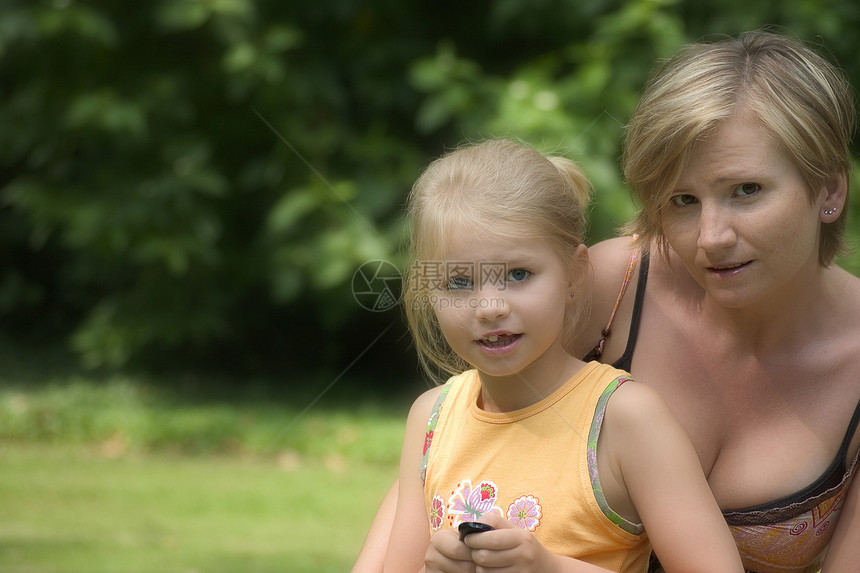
[[421, 362, 651, 572], [721, 418, 860, 573], [599, 249, 860, 573]]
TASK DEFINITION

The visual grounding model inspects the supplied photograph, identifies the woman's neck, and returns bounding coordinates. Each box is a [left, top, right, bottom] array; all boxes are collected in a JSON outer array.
[[664, 251, 834, 354]]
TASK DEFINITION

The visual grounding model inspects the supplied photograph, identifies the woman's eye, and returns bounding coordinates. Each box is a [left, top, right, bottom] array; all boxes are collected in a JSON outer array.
[[446, 276, 472, 290], [671, 194, 697, 207], [507, 268, 531, 283], [734, 182, 761, 196]]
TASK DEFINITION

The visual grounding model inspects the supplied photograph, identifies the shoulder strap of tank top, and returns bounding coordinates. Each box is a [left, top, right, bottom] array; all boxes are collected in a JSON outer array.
[[419, 381, 454, 484], [582, 248, 639, 362], [837, 393, 860, 469], [611, 250, 650, 371]]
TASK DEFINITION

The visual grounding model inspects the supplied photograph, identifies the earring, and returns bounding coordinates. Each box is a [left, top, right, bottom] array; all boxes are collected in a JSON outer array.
[[824, 208, 837, 216]]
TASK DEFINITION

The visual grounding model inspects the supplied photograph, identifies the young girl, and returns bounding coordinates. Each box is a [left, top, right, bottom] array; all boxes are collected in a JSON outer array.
[[384, 139, 744, 572]]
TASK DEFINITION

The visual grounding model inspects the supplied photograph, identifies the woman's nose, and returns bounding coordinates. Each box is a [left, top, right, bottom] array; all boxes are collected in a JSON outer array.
[[697, 203, 737, 251]]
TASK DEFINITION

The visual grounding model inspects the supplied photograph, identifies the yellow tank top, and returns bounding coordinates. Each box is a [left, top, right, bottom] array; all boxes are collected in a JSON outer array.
[[421, 361, 651, 572]]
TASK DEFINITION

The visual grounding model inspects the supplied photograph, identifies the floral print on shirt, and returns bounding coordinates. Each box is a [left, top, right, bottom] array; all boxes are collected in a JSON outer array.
[[429, 495, 445, 531], [508, 495, 542, 531], [432, 478, 543, 532], [448, 479, 504, 526]]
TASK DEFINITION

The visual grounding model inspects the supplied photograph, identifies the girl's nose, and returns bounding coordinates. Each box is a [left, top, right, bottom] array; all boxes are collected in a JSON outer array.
[[474, 289, 509, 322]]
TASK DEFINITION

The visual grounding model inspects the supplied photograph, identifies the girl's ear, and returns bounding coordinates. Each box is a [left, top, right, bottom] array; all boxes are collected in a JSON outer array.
[[567, 244, 589, 295], [819, 170, 848, 222]]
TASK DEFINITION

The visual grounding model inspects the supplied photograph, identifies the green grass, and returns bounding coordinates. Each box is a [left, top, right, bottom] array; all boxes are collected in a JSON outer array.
[[0, 374, 413, 573], [0, 443, 397, 572]]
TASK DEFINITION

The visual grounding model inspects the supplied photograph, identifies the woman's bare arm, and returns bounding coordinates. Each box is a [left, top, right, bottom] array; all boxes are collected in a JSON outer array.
[[351, 479, 398, 573], [382, 387, 440, 571]]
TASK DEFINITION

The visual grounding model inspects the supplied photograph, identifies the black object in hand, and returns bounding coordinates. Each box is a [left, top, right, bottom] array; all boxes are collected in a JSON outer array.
[[458, 521, 495, 541]]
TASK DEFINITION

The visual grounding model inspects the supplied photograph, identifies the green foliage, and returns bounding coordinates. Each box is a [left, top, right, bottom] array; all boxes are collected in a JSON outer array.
[[0, 374, 406, 460], [2, 0, 860, 372]]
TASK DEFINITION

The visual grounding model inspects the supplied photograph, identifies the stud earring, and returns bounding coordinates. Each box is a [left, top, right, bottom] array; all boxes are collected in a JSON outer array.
[[824, 208, 837, 216]]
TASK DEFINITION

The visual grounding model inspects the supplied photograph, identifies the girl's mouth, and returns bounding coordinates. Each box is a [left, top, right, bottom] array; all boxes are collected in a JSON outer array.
[[478, 333, 520, 348]]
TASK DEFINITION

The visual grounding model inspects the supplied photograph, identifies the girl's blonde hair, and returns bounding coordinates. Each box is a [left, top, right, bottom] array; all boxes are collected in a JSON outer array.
[[623, 30, 855, 265], [403, 139, 592, 382]]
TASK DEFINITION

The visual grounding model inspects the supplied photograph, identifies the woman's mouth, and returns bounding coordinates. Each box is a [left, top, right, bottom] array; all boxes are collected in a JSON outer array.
[[710, 263, 743, 270], [707, 261, 751, 276]]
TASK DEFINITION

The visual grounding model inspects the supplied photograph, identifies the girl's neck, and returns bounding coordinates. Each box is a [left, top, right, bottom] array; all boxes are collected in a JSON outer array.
[[476, 348, 585, 413]]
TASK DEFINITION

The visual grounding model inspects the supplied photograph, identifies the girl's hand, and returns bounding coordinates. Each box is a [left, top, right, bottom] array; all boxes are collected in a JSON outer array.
[[461, 513, 558, 572], [425, 528, 476, 573]]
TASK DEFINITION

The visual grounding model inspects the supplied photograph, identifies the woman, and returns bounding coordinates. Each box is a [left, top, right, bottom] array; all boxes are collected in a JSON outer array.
[[354, 30, 860, 573]]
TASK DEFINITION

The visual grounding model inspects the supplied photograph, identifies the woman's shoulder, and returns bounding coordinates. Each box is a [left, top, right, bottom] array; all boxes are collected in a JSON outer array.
[[587, 236, 638, 270], [575, 237, 640, 356], [825, 265, 860, 340], [818, 265, 860, 326], [832, 263, 860, 296]]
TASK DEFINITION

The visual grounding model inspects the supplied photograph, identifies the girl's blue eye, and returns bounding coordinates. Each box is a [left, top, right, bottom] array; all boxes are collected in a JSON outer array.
[[446, 276, 472, 290], [735, 182, 761, 196], [507, 268, 531, 282], [671, 194, 697, 207]]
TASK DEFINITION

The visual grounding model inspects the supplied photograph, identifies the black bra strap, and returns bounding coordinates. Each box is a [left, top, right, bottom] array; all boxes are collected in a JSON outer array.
[[612, 251, 650, 371], [838, 394, 860, 466]]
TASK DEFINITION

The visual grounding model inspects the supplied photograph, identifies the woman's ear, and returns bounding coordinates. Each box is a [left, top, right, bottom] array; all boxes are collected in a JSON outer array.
[[819, 170, 848, 222]]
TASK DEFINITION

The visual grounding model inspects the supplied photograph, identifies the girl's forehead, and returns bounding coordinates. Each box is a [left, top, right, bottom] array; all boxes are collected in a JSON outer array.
[[439, 224, 540, 255], [430, 237, 565, 277]]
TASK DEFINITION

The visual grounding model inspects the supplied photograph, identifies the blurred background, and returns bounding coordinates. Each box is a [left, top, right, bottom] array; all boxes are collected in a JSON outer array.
[[2, 1, 860, 571]]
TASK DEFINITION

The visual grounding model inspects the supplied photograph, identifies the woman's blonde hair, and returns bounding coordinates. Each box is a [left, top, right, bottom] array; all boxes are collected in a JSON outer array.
[[403, 139, 592, 382], [623, 30, 855, 265]]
